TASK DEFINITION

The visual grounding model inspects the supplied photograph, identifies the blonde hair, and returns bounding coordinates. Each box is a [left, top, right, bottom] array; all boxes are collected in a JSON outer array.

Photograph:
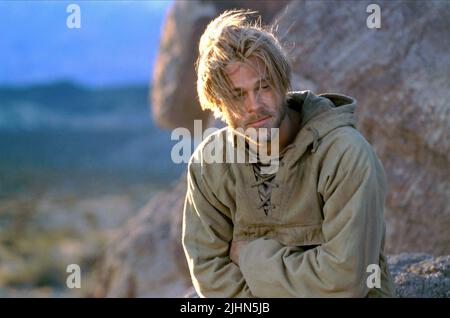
[[196, 9, 291, 123]]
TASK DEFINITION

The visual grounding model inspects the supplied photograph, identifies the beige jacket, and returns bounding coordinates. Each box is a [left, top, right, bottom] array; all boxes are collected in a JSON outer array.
[[182, 90, 395, 297]]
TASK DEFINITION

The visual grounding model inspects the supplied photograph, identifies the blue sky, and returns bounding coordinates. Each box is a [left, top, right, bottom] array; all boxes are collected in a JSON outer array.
[[0, 0, 172, 87]]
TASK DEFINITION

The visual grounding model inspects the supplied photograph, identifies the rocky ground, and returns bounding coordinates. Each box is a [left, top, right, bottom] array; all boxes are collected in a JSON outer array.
[[0, 172, 171, 298], [389, 254, 450, 297]]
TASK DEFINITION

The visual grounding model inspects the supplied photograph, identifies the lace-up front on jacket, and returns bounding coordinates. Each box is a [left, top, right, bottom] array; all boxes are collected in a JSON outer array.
[[251, 160, 280, 215]]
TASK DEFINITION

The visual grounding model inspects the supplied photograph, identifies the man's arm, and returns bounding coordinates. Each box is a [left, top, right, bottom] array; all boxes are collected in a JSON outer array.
[[237, 134, 387, 297], [182, 161, 254, 298]]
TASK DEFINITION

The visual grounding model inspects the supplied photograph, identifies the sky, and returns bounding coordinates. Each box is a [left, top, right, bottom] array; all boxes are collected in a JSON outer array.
[[0, 0, 173, 87]]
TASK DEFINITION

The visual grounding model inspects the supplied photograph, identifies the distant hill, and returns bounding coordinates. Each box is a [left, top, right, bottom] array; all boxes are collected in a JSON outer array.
[[0, 81, 184, 193], [0, 81, 155, 131]]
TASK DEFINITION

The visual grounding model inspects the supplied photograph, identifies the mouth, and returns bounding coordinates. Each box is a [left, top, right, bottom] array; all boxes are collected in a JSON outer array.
[[247, 116, 271, 127]]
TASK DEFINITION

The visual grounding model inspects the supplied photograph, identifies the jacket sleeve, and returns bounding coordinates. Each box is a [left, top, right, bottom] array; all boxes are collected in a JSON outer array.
[[238, 135, 387, 297], [182, 162, 254, 298]]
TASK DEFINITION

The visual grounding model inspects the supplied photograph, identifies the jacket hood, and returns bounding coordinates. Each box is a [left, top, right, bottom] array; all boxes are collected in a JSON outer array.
[[285, 90, 357, 157]]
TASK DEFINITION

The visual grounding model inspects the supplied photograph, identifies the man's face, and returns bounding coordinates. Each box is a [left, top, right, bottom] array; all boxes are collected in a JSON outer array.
[[224, 56, 285, 142]]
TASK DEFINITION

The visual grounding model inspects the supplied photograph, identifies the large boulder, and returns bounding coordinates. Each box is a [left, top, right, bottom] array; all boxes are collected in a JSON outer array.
[[274, 0, 450, 255]]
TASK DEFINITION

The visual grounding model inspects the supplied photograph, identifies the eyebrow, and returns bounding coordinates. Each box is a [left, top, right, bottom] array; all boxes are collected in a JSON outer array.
[[231, 77, 270, 94]]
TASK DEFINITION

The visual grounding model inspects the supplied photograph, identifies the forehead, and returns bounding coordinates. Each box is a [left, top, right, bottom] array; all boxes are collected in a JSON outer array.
[[225, 56, 268, 88]]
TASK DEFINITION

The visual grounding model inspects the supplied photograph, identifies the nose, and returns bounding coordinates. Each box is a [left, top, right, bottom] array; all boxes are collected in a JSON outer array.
[[245, 90, 263, 113]]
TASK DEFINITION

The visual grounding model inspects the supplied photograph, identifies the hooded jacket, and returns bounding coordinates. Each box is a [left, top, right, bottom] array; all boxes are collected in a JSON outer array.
[[182, 90, 395, 298]]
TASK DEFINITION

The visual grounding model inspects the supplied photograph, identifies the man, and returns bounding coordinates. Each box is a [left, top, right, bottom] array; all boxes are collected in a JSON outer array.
[[182, 10, 395, 297]]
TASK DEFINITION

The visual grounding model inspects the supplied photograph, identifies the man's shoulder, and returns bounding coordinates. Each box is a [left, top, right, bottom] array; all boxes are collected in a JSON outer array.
[[319, 126, 381, 168], [323, 126, 373, 152], [317, 126, 387, 194], [189, 126, 230, 163], [188, 126, 232, 178]]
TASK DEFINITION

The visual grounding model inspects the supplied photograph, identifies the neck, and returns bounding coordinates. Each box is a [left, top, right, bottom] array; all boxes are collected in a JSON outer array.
[[257, 107, 300, 157], [278, 107, 300, 152]]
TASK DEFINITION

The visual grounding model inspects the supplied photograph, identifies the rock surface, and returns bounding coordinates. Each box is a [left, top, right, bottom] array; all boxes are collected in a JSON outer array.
[[94, 175, 191, 297], [274, 0, 450, 256], [95, 0, 450, 297]]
